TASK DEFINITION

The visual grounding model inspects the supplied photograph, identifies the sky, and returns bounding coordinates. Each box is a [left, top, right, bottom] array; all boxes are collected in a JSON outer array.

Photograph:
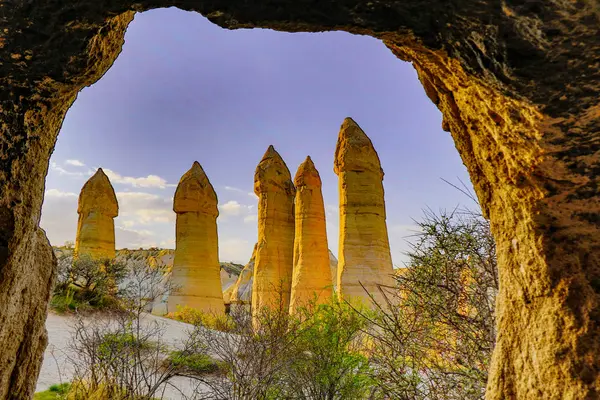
[[40, 7, 474, 266]]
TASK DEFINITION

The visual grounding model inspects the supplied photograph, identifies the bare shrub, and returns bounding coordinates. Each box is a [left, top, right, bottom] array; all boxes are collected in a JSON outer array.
[[363, 207, 498, 400]]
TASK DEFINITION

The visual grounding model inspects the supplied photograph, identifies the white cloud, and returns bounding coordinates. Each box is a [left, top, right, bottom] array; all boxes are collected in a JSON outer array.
[[218, 200, 258, 224], [116, 192, 174, 225], [45, 189, 77, 198], [49, 162, 93, 178], [224, 186, 256, 198], [65, 159, 85, 167], [104, 168, 174, 189], [219, 238, 254, 263], [115, 227, 158, 249], [40, 189, 79, 246], [219, 200, 244, 216]]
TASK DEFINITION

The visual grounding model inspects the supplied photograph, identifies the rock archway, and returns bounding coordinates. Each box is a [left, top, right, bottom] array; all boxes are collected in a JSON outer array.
[[1, 1, 598, 398]]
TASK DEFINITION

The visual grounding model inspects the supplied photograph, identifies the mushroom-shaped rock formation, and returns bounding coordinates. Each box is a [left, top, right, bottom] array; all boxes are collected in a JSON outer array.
[[75, 168, 118, 260], [289, 156, 333, 313], [252, 146, 296, 317], [334, 118, 394, 305], [168, 162, 224, 315], [2, 2, 600, 398]]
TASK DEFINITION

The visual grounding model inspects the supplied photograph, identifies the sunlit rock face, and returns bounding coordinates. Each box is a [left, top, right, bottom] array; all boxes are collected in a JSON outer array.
[[75, 168, 118, 260], [2, 1, 600, 397], [289, 156, 333, 313], [252, 146, 296, 317], [224, 243, 257, 309], [334, 118, 394, 305], [168, 162, 224, 315]]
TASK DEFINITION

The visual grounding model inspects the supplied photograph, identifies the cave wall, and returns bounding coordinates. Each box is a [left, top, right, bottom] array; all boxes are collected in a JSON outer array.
[[0, 1, 598, 398]]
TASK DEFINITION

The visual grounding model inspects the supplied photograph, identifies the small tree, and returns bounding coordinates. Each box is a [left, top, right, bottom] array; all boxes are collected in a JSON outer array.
[[366, 207, 497, 400]]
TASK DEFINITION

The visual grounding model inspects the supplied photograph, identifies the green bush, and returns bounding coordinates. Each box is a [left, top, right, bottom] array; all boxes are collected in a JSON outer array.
[[33, 383, 71, 399], [166, 350, 223, 375]]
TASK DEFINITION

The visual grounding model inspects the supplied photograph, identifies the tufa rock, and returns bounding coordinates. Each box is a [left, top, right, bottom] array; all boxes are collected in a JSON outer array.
[[168, 162, 224, 315], [75, 168, 118, 260], [224, 243, 257, 309], [334, 118, 394, 305], [252, 146, 296, 317], [289, 156, 333, 312], [2, 1, 599, 397]]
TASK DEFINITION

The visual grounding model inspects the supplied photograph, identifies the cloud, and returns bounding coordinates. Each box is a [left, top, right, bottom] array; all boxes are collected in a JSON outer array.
[[104, 169, 174, 189], [49, 162, 93, 178], [243, 215, 258, 223], [45, 189, 77, 199], [116, 192, 174, 225], [219, 200, 244, 216], [65, 159, 85, 167], [40, 189, 79, 246], [219, 238, 254, 263], [224, 186, 256, 198], [115, 226, 158, 249]]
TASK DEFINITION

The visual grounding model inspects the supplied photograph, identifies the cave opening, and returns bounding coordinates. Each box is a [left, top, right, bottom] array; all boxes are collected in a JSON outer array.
[[2, 2, 598, 398], [41, 7, 473, 267]]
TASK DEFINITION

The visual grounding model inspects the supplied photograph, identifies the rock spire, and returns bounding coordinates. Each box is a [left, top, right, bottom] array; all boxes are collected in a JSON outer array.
[[75, 168, 118, 260], [252, 145, 296, 317], [168, 162, 224, 315], [289, 156, 332, 312], [334, 117, 394, 305]]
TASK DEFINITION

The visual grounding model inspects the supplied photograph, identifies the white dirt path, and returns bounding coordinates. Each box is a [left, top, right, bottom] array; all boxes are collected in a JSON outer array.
[[38, 312, 206, 399]]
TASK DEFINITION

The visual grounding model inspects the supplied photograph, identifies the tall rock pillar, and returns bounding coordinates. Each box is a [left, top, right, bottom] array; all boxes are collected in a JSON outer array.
[[169, 162, 224, 315], [334, 117, 394, 305], [289, 156, 332, 313], [75, 168, 118, 260], [252, 146, 296, 317]]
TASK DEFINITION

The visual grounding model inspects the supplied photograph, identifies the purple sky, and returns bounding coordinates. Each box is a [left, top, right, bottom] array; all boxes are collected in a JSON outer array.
[[41, 7, 473, 265]]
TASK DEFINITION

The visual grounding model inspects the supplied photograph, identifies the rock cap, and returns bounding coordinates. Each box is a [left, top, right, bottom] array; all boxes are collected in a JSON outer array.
[[334, 117, 384, 178], [294, 156, 322, 188], [254, 145, 296, 196], [173, 161, 218, 214], [77, 168, 118, 217]]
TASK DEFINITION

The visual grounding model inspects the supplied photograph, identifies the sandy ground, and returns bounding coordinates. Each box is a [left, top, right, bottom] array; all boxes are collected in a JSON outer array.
[[38, 312, 209, 399]]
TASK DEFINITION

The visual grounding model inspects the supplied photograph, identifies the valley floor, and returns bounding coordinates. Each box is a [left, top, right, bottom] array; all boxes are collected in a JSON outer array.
[[38, 311, 206, 399]]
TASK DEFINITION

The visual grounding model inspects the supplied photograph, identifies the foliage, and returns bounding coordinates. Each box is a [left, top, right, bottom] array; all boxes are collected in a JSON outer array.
[[33, 383, 71, 400], [190, 296, 376, 399], [168, 305, 233, 332], [53, 253, 127, 311], [282, 301, 375, 400], [364, 207, 498, 400], [166, 351, 223, 376]]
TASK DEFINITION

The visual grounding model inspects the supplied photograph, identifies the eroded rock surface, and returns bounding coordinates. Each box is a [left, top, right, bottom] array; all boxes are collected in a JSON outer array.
[[169, 162, 224, 315], [224, 243, 257, 308], [334, 118, 395, 305], [252, 146, 296, 317], [74, 168, 118, 260], [1, 1, 599, 398], [289, 156, 332, 313]]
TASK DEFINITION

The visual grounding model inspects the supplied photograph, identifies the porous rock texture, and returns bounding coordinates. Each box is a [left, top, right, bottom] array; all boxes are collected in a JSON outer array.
[[223, 243, 257, 308], [252, 146, 295, 318], [334, 118, 395, 305], [289, 156, 333, 313], [74, 168, 118, 260], [0, 1, 598, 398], [169, 162, 224, 315]]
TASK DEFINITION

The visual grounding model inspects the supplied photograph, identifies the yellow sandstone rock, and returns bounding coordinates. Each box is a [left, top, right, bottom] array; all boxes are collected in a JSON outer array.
[[224, 243, 257, 310], [252, 146, 296, 316], [75, 168, 118, 260], [334, 117, 394, 305], [289, 156, 332, 313], [168, 162, 224, 315]]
